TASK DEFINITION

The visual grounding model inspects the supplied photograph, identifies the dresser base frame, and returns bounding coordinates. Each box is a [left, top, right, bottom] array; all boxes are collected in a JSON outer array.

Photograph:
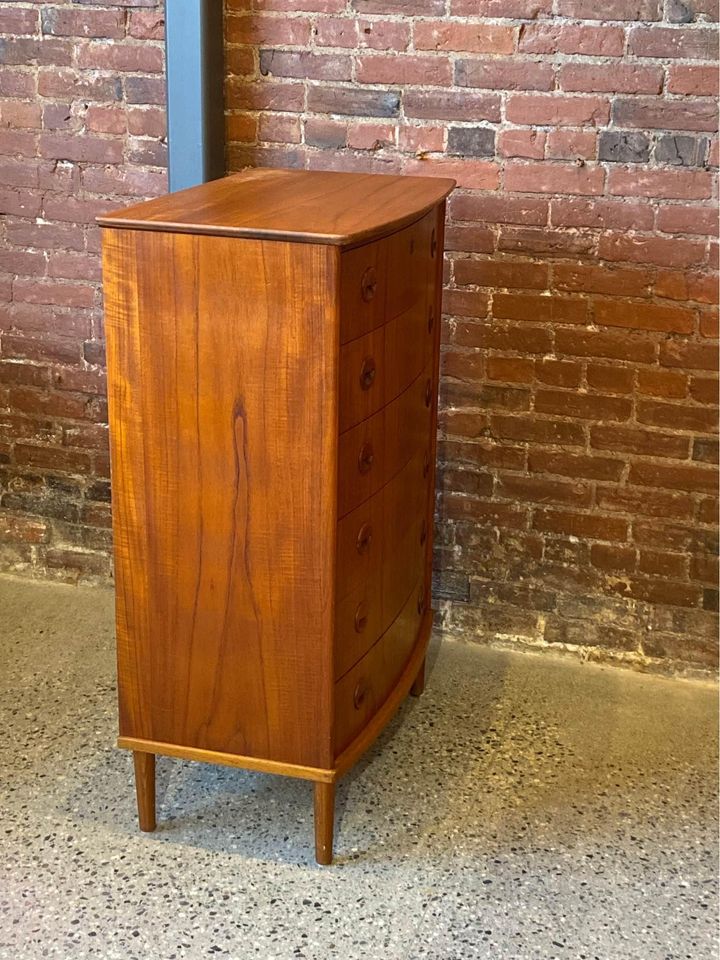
[[119, 612, 432, 864]]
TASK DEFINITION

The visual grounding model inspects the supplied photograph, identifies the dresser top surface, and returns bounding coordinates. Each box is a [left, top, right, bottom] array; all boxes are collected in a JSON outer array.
[[97, 168, 455, 247]]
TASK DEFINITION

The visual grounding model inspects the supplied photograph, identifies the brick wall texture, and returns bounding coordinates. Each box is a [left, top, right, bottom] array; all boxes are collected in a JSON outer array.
[[1, 0, 718, 673]]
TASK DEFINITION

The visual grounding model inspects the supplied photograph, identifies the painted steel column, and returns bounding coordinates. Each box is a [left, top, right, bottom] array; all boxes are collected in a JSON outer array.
[[165, 0, 225, 192]]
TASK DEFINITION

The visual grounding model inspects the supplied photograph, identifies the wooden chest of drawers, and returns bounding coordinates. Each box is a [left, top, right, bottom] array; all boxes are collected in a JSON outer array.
[[98, 168, 454, 864]]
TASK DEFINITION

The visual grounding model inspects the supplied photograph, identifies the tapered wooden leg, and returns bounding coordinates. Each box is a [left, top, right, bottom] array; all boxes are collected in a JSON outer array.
[[133, 751, 156, 832], [314, 781, 335, 865], [410, 656, 426, 698]]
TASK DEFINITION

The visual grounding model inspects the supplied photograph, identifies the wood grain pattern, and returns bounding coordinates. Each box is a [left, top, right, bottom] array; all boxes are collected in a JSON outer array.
[[103, 228, 338, 770], [119, 737, 335, 783], [97, 168, 454, 249], [100, 173, 454, 864]]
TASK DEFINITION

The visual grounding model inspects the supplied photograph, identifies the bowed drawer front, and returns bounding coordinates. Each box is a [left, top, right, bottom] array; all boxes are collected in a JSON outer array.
[[98, 168, 453, 866]]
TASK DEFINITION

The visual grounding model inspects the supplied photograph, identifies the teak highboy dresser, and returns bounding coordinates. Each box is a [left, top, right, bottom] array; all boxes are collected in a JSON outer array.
[[99, 168, 454, 864]]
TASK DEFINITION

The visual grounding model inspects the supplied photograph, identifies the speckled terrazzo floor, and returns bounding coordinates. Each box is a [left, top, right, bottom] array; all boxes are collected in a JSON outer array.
[[0, 575, 717, 960]]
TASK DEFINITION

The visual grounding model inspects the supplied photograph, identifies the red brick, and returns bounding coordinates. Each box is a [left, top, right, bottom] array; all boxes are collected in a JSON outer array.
[[455, 259, 550, 291], [497, 473, 592, 507], [358, 19, 411, 51], [630, 461, 718, 495], [398, 125, 444, 154], [498, 128, 546, 159], [553, 263, 652, 298], [403, 157, 499, 191], [442, 350, 484, 383], [445, 225, 494, 254], [0, 513, 49, 544], [356, 54, 451, 86], [14, 442, 91, 473], [76, 43, 164, 73], [258, 114, 301, 144], [657, 205, 719, 237], [598, 234, 707, 269], [457, 58, 554, 91], [127, 107, 166, 138], [506, 94, 610, 127], [689, 376, 719, 404], [503, 227, 595, 259], [493, 293, 587, 324], [490, 414, 585, 446], [608, 167, 713, 201], [443, 494, 529, 529], [629, 26, 716, 60], [530, 451, 625, 481], [556, 0, 660, 17], [598, 486, 694, 521], [128, 11, 166, 40], [637, 369, 688, 399], [552, 196, 657, 233], [454, 320, 553, 354], [699, 308, 719, 339], [698, 498, 718, 525], [556, 327, 657, 364], [593, 300, 695, 335], [261, 49, 351, 81], [414, 22, 515, 54], [519, 23, 624, 57], [0, 9, 39, 35], [451, 195, 548, 226], [637, 398, 718, 434], [84, 105, 126, 134], [536, 359, 583, 387], [442, 289, 489, 319], [226, 113, 257, 143], [486, 357, 535, 384], [638, 549, 688, 580], [613, 578, 701, 608], [560, 63, 662, 95], [667, 65, 719, 97], [41, 8, 124, 38], [451, 0, 551, 13], [535, 388, 632, 422], [546, 129, 597, 160], [39, 132, 124, 164], [505, 162, 605, 196], [590, 543, 637, 573], [533, 508, 629, 542], [313, 17, 358, 47], [12, 279, 94, 309], [613, 98, 717, 133], [660, 339, 718, 371], [0, 100, 42, 129], [585, 363, 634, 395], [690, 553, 719, 585], [225, 46, 255, 76], [403, 90, 501, 122]]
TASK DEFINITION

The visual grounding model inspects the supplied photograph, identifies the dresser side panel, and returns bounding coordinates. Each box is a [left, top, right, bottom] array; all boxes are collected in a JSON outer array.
[[103, 228, 337, 770]]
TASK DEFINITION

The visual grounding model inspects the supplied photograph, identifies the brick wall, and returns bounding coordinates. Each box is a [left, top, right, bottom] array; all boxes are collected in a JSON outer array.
[[224, 0, 719, 673], [1, 1, 718, 673], [0, 1, 166, 579]]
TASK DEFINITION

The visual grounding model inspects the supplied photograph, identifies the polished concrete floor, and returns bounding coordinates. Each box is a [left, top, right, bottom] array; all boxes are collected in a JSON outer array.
[[0, 575, 717, 960]]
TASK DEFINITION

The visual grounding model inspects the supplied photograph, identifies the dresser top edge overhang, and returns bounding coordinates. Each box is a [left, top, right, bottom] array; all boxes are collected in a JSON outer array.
[[96, 168, 455, 249]]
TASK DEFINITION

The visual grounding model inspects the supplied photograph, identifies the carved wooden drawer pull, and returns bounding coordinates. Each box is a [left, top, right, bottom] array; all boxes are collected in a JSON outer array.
[[417, 585, 426, 616], [361, 267, 377, 302], [356, 522, 373, 554], [358, 441, 374, 475], [424, 379, 432, 408], [354, 601, 368, 633], [353, 681, 368, 710], [359, 356, 376, 391]]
